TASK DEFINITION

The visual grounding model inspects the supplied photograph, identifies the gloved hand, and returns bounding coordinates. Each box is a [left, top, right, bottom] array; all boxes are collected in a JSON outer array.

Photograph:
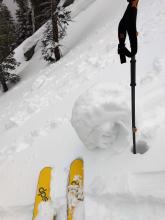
[[118, 43, 126, 63], [118, 43, 125, 55]]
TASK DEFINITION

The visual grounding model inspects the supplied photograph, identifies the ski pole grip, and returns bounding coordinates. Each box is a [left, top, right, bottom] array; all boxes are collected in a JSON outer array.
[[118, 44, 126, 64]]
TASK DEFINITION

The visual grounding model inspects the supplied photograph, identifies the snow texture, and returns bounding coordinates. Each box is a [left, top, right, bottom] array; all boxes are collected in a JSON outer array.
[[71, 83, 131, 151], [67, 174, 84, 210], [34, 201, 55, 220]]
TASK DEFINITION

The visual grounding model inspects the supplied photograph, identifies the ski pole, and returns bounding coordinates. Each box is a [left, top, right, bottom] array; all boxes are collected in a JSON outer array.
[[130, 56, 137, 154]]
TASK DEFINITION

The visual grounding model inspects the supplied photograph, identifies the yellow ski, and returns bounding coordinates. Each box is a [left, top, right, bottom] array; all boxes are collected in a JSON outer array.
[[32, 167, 52, 220], [67, 158, 84, 220]]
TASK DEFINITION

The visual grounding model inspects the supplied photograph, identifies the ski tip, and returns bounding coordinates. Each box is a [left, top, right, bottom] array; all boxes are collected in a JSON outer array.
[[41, 166, 53, 169], [69, 158, 84, 168], [71, 157, 84, 162], [40, 166, 53, 173]]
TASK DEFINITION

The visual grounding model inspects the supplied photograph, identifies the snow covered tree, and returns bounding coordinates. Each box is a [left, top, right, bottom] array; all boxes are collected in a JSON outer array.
[[42, 21, 55, 62], [41, 1, 71, 62], [0, 1, 20, 92], [51, 0, 61, 61], [15, 0, 33, 45], [1, 52, 20, 83]]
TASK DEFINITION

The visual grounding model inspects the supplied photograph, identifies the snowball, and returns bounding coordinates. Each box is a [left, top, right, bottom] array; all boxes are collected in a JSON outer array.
[[71, 83, 131, 152]]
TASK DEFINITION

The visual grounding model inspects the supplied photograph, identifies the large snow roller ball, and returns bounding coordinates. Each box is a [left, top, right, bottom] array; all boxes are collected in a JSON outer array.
[[71, 83, 132, 152]]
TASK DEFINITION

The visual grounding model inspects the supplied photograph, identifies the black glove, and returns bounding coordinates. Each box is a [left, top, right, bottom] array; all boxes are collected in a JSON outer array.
[[118, 43, 126, 64], [118, 43, 125, 54]]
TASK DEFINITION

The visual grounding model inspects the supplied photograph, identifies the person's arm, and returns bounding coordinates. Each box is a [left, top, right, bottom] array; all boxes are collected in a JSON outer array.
[[131, 0, 139, 9], [129, 3, 137, 34], [130, 6, 138, 56]]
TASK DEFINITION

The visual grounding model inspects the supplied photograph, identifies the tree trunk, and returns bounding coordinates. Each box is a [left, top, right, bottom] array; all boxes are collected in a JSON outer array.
[[30, 1, 36, 33], [0, 66, 8, 92], [51, 0, 61, 61]]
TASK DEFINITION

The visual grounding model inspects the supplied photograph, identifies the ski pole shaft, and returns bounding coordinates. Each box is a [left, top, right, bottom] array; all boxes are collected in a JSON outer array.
[[130, 56, 136, 154]]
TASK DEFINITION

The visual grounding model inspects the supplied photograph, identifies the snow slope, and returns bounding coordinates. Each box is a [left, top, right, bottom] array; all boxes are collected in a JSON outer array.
[[1, 0, 165, 219]]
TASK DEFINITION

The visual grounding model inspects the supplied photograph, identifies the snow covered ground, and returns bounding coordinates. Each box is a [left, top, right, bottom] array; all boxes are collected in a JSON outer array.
[[1, 0, 165, 219]]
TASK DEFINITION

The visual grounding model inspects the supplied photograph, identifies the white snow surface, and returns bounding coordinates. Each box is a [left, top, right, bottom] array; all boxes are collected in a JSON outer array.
[[1, 0, 165, 219], [34, 201, 55, 220]]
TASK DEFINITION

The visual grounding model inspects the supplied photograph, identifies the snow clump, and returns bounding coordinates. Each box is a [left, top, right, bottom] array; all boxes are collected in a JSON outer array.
[[71, 83, 131, 152]]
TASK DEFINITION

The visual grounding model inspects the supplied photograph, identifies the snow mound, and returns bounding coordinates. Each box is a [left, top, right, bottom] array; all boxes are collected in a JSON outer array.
[[71, 83, 131, 152]]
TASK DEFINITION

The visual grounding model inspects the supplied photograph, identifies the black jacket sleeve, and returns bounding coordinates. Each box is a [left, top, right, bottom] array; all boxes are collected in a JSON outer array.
[[127, 6, 138, 56]]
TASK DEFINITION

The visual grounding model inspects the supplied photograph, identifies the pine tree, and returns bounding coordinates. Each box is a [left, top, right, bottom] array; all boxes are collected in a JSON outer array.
[[15, 0, 33, 45], [51, 0, 60, 61], [1, 51, 20, 83], [41, 1, 71, 62], [42, 21, 55, 62], [0, 2, 20, 92]]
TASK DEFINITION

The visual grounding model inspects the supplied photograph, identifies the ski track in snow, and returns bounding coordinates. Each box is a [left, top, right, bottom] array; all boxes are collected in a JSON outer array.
[[0, 118, 68, 164]]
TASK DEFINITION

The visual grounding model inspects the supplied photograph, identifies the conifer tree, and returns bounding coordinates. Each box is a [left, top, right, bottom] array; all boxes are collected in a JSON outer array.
[[0, 1, 19, 92], [15, 0, 33, 45], [41, 0, 71, 62]]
